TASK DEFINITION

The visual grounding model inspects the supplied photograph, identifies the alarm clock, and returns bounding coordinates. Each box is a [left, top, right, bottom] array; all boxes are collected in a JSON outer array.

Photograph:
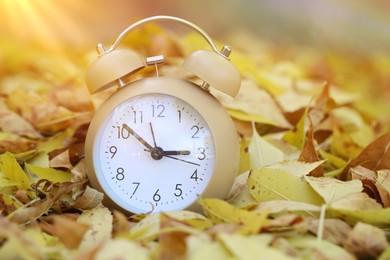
[[84, 16, 241, 214]]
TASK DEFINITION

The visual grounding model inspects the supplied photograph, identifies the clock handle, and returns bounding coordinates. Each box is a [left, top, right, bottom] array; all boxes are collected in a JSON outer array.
[[86, 16, 241, 97], [107, 16, 222, 57]]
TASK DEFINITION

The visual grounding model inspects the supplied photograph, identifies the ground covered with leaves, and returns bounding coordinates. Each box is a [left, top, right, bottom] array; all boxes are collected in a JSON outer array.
[[0, 24, 390, 259]]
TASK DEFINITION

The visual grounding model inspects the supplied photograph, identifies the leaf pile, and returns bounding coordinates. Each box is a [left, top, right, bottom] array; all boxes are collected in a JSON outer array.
[[0, 24, 390, 259]]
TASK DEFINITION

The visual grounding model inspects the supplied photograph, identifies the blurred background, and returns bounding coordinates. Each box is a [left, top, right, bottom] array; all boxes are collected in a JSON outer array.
[[0, 0, 389, 53]]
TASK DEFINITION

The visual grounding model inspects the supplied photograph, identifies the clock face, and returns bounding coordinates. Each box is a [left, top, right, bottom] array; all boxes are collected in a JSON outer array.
[[93, 93, 215, 214]]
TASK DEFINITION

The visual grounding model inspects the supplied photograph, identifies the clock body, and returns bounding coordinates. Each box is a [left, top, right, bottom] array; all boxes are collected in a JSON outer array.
[[85, 77, 239, 214]]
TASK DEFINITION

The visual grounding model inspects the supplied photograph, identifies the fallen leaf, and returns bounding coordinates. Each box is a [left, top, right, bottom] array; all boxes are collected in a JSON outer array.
[[343, 222, 389, 259], [213, 80, 291, 128], [266, 160, 325, 177], [218, 233, 293, 260], [77, 205, 113, 250], [0, 152, 31, 190], [341, 131, 390, 180], [305, 176, 362, 203], [248, 168, 324, 205], [200, 198, 268, 235], [41, 215, 89, 249], [298, 116, 323, 177], [94, 239, 150, 260], [307, 218, 352, 245], [25, 163, 71, 183], [248, 122, 284, 168]]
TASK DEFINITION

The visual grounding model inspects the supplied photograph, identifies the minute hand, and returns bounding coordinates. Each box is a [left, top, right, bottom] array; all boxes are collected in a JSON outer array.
[[122, 124, 154, 150]]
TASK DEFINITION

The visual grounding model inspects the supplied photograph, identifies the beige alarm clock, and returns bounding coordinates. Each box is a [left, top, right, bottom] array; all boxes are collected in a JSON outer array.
[[84, 16, 241, 214]]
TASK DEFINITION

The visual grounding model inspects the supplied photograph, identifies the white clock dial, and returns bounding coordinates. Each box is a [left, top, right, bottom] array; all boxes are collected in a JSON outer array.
[[93, 93, 215, 214]]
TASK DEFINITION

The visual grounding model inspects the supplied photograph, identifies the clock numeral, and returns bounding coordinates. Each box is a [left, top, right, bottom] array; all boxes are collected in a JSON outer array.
[[133, 110, 143, 124], [132, 182, 140, 195], [153, 189, 161, 202], [190, 170, 199, 181], [174, 184, 183, 197], [177, 110, 182, 123], [191, 125, 199, 138], [116, 125, 131, 139], [198, 147, 206, 160], [116, 167, 125, 181], [152, 104, 165, 118], [109, 146, 117, 158]]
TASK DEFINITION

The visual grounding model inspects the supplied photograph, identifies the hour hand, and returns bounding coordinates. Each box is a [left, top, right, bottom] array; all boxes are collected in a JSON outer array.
[[122, 124, 153, 150], [162, 150, 191, 156]]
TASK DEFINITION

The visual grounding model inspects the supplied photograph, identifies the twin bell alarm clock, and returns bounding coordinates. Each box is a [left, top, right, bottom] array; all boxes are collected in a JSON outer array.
[[84, 16, 241, 214]]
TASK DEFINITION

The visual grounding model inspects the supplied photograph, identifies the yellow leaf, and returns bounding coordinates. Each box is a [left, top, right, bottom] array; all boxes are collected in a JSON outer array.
[[128, 211, 210, 241], [226, 171, 257, 209], [0, 217, 45, 259], [199, 198, 268, 235], [0, 152, 30, 190], [213, 80, 291, 128], [288, 236, 355, 259], [218, 233, 293, 260], [36, 127, 76, 154], [25, 163, 71, 183], [304, 176, 363, 203], [318, 149, 347, 169], [329, 195, 390, 228], [95, 239, 150, 260], [249, 122, 284, 168], [77, 205, 113, 250], [248, 168, 324, 205], [256, 200, 320, 215], [187, 234, 232, 260], [266, 160, 325, 177], [282, 108, 307, 150], [238, 137, 251, 174]]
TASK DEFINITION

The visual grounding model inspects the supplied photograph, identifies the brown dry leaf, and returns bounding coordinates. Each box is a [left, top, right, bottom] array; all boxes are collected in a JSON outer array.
[[341, 131, 390, 180], [49, 149, 75, 169], [262, 214, 305, 232], [6, 88, 76, 134], [72, 186, 104, 210], [41, 215, 89, 249], [0, 107, 42, 139], [298, 116, 323, 177], [343, 222, 389, 259], [376, 170, 390, 207], [307, 218, 352, 245], [156, 213, 189, 260], [47, 83, 93, 112], [8, 181, 85, 224]]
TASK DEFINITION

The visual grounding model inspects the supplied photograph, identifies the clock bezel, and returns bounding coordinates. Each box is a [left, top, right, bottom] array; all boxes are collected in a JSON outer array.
[[85, 77, 239, 214]]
